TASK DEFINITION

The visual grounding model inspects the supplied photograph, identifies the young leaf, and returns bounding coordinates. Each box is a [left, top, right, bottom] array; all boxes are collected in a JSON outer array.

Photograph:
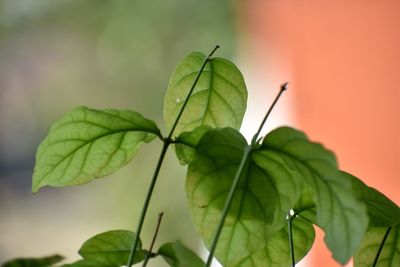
[[174, 126, 212, 165], [354, 225, 400, 267], [236, 217, 315, 267], [186, 128, 304, 266], [32, 107, 160, 192], [78, 230, 146, 266], [163, 52, 247, 137], [158, 241, 205, 267], [262, 127, 369, 264], [1, 255, 63, 267]]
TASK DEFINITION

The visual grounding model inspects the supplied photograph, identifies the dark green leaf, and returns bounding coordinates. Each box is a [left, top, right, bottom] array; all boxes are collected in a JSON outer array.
[[61, 260, 111, 267], [354, 225, 400, 267], [2, 255, 63, 267], [186, 128, 304, 266], [158, 241, 205, 267], [175, 126, 212, 165], [163, 52, 247, 137], [263, 127, 368, 264], [293, 184, 317, 224], [344, 172, 400, 227], [78, 230, 145, 266], [32, 107, 160, 192]]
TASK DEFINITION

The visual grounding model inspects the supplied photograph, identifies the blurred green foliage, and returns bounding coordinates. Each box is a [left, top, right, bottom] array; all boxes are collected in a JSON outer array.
[[0, 0, 236, 264]]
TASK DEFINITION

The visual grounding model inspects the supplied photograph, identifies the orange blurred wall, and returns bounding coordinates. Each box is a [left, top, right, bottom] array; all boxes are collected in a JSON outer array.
[[242, 1, 400, 266]]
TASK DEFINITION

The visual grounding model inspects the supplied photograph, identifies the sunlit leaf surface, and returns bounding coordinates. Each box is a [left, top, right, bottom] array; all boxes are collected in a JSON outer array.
[[164, 52, 247, 137], [32, 107, 160, 192]]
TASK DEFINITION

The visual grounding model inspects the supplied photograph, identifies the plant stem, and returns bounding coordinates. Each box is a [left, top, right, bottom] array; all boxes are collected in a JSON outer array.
[[288, 212, 296, 267], [205, 84, 287, 266], [254, 82, 288, 140], [168, 45, 220, 139], [205, 146, 252, 266], [372, 226, 392, 267], [126, 45, 220, 267], [142, 212, 165, 267], [127, 142, 169, 267]]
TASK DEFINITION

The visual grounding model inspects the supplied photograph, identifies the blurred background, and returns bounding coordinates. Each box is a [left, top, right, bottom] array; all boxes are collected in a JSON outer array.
[[0, 1, 399, 266]]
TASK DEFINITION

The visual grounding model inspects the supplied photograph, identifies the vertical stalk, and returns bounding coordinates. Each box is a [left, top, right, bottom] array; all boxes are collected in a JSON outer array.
[[127, 142, 169, 266], [126, 45, 220, 267], [372, 227, 392, 267], [288, 213, 296, 267], [205, 84, 288, 266], [205, 146, 252, 266], [142, 212, 164, 267]]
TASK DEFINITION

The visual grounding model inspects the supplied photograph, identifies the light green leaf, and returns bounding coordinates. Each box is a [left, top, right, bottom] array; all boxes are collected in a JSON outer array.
[[186, 128, 304, 266], [158, 241, 205, 267], [32, 107, 160, 192], [1, 255, 63, 267], [187, 126, 368, 265], [263, 127, 368, 264], [344, 172, 400, 227], [236, 217, 315, 267], [78, 230, 145, 266], [175, 126, 212, 165], [163, 52, 247, 136], [354, 225, 400, 267]]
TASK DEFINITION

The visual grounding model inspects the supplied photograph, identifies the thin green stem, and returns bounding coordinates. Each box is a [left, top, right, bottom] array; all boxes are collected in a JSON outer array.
[[372, 226, 392, 267], [168, 45, 220, 139], [253, 82, 288, 140], [288, 212, 296, 267], [205, 146, 252, 266], [127, 45, 220, 267], [127, 142, 169, 267], [142, 212, 164, 267], [205, 84, 288, 266]]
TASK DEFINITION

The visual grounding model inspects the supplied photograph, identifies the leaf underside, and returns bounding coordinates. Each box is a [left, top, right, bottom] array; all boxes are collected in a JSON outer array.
[[163, 51, 247, 137], [354, 225, 400, 267], [158, 240, 205, 267], [32, 107, 160, 192], [77, 230, 145, 266], [186, 127, 368, 266]]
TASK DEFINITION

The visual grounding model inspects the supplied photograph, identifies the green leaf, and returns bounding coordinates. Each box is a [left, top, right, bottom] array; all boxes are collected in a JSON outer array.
[[175, 126, 212, 165], [354, 225, 400, 267], [263, 127, 368, 264], [158, 241, 205, 267], [236, 217, 315, 267], [78, 230, 145, 266], [186, 128, 304, 266], [32, 107, 160, 192], [2, 255, 63, 267], [344, 172, 400, 227], [163, 52, 247, 136], [186, 127, 368, 265], [61, 260, 111, 267]]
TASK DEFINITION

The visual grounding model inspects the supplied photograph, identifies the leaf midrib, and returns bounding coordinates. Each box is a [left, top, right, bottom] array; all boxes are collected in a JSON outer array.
[[36, 128, 156, 188]]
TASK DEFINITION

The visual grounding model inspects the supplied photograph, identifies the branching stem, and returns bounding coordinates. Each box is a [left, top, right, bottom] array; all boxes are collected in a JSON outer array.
[[205, 84, 287, 266], [372, 226, 392, 267], [126, 45, 220, 267], [142, 212, 165, 267]]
